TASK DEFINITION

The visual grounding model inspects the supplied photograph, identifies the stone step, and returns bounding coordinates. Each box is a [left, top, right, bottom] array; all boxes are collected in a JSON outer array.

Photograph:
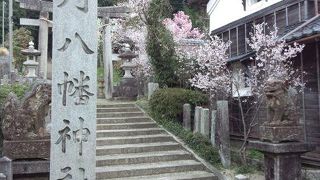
[[96, 150, 193, 166], [97, 112, 145, 118], [107, 171, 217, 180], [97, 107, 141, 113], [96, 142, 182, 155], [97, 122, 157, 130], [97, 117, 152, 124], [96, 160, 206, 179], [97, 103, 136, 108], [97, 128, 165, 137], [96, 134, 174, 146]]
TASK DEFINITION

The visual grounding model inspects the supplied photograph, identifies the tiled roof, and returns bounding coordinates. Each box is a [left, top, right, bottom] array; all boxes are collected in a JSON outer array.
[[284, 15, 320, 42]]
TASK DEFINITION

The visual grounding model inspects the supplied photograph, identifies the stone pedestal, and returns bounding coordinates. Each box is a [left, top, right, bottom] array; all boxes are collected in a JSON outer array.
[[250, 141, 314, 180], [114, 78, 138, 100], [3, 139, 50, 160], [260, 125, 304, 143]]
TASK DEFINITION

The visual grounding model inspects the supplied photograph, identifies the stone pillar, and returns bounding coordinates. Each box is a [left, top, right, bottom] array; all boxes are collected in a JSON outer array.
[[51, 1, 97, 179], [183, 103, 191, 130], [211, 110, 217, 147], [38, 11, 49, 79], [217, 100, 231, 168], [250, 141, 314, 180], [103, 18, 113, 100], [200, 108, 210, 137], [148, 82, 159, 100], [0, 156, 12, 180], [194, 106, 202, 133]]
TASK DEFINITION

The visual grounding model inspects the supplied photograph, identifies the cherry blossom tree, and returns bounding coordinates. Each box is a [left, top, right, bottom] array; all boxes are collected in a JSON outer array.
[[162, 11, 204, 41], [189, 36, 231, 100], [247, 23, 305, 94], [113, 0, 153, 78], [162, 11, 205, 87]]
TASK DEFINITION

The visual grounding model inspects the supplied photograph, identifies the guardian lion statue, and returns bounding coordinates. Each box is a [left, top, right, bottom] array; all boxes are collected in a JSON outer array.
[[264, 79, 298, 126]]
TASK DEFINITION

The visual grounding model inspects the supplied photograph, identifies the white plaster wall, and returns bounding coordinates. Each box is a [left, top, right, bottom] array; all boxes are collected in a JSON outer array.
[[207, 0, 282, 32]]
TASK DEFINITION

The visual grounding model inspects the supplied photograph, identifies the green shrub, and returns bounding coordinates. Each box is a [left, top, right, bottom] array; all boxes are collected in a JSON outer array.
[[0, 84, 29, 106], [149, 88, 208, 121], [161, 119, 221, 166], [235, 164, 257, 174]]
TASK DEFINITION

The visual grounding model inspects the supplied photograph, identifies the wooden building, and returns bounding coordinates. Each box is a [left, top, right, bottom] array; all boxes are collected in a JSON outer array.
[[209, 0, 320, 166]]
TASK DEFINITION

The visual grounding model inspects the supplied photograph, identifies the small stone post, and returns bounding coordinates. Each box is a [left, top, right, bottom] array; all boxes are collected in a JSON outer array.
[[0, 156, 12, 180], [217, 100, 231, 168], [183, 103, 191, 130], [148, 82, 159, 100], [194, 106, 202, 133], [211, 110, 217, 147], [200, 108, 210, 137]]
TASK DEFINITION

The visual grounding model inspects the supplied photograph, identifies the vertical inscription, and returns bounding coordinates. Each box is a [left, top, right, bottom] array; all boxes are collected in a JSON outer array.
[[51, 0, 97, 179]]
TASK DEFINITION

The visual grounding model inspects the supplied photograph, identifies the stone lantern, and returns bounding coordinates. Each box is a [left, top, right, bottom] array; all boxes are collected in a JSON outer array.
[[115, 43, 138, 99], [118, 43, 137, 79], [21, 41, 41, 80]]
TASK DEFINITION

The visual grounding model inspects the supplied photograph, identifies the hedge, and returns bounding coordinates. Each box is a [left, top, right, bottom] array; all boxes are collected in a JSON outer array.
[[149, 88, 208, 121]]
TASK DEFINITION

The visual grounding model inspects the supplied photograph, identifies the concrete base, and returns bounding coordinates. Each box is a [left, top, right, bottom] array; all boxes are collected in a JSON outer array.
[[3, 139, 50, 160], [250, 141, 314, 180], [260, 125, 304, 143]]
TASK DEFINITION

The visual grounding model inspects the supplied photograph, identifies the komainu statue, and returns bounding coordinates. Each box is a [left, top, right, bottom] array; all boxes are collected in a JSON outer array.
[[264, 79, 298, 126], [1, 83, 51, 140], [261, 79, 303, 143]]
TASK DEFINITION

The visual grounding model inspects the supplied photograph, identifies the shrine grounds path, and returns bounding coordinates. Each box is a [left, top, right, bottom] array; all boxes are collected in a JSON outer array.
[[95, 100, 219, 179]]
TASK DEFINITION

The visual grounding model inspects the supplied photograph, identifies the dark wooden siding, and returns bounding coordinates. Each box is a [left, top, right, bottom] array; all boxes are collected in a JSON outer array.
[[246, 22, 254, 52], [307, 0, 316, 18], [230, 28, 238, 57], [265, 13, 275, 33], [288, 4, 300, 26], [303, 43, 320, 147], [276, 9, 286, 34], [238, 25, 246, 55], [300, 1, 307, 21]]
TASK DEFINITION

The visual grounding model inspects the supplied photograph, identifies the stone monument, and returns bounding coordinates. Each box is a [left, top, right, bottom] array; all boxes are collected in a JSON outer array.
[[250, 79, 314, 180], [50, 0, 97, 179]]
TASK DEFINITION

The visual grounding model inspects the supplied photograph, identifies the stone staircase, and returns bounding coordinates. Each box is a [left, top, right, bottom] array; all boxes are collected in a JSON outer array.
[[96, 101, 218, 180]]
